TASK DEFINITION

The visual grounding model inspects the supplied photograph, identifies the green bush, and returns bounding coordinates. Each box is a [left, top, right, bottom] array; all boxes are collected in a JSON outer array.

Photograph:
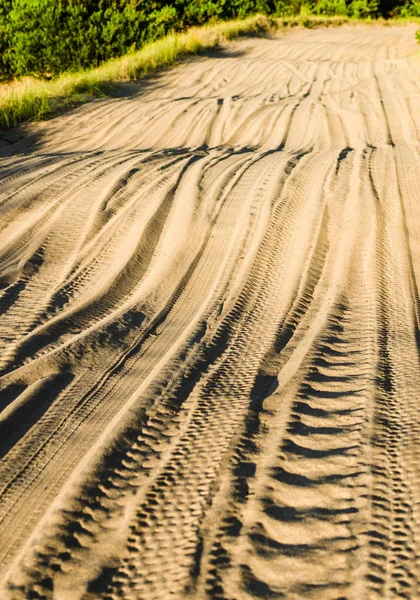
[[395, 0, 420, 15], [304, 0, 348, 15], [1, 0, 176, 79], [347, 0, 380, 17], [0, 0, 13, 77]]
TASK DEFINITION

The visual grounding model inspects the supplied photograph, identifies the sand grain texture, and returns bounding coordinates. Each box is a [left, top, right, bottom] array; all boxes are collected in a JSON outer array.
[[0, 25, 420, 600]]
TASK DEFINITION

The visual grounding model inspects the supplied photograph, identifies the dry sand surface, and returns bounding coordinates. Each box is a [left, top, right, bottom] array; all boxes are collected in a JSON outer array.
[[1, 24, 420, 600]]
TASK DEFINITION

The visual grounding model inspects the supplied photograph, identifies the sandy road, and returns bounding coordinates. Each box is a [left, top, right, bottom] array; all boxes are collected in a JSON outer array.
[[0, 24, 420, 599]]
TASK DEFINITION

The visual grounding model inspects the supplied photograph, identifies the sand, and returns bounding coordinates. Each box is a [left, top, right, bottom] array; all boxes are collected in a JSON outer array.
[[0, 24, 420, 600]]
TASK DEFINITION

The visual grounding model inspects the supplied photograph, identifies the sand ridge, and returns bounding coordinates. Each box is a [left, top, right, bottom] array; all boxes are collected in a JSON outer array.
[[0, 24, 420, 599]]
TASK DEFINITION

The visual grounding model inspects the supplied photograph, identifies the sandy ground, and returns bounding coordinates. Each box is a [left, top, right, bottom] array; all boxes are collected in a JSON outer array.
[[0, 24, 420, 600]]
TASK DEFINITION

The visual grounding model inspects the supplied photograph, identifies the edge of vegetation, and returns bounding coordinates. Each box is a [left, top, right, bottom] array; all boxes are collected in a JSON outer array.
[[0, 15, 276, 131], [1, 14, 419, 132]]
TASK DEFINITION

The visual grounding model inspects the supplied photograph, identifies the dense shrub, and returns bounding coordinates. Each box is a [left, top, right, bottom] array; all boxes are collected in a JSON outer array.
[[0, 0, 418, 80], [310, 0, 349, 16], [1, 0, 180, 79], [0, 0, 13, 76], [347, 0, 380, 17], [393, 0, 420, 15]]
